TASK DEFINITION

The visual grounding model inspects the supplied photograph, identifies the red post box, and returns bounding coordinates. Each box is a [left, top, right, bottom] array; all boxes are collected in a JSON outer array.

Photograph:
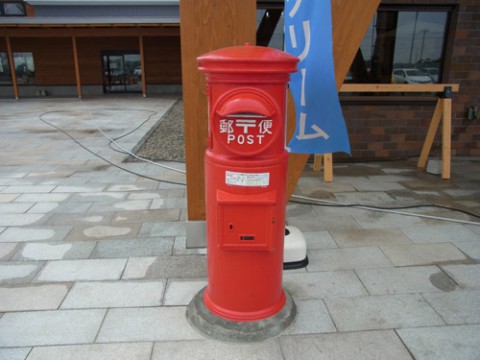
[[195, 44, 298, 324]]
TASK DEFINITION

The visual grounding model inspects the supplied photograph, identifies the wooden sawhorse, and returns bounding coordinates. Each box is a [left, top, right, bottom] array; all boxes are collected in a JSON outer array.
[[312, 83, 459, 181]]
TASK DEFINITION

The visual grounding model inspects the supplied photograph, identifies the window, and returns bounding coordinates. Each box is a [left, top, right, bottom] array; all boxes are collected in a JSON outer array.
[[256, 8, 284, 50], [346, 7, 452, 87], [13, 52, 35, 84], [0, 1, 26, 16], [0, 52, 12, 85]]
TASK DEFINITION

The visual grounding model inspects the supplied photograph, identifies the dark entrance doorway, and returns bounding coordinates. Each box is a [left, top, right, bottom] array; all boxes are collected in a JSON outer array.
[[102, 52, 141, 93]]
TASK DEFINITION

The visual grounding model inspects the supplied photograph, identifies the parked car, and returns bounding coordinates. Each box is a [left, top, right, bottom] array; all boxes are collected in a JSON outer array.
[[392, 69, 433, 84], [133, 66, 142, 78], [419, 68, 439, 83]]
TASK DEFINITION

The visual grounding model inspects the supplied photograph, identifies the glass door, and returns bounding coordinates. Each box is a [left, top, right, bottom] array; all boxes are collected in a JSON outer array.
[[102, 52, 141, 94]]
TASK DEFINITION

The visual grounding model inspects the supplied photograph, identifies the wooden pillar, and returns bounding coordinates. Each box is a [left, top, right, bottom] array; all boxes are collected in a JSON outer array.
[[139, 35, 147, 97], [72, 36, 82, 98], [285, 0, 381, 199], [5, 36, 19, 100], [180, 0, 256, 247]]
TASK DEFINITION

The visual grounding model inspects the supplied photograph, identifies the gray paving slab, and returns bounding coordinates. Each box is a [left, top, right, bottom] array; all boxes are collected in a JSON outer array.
[[441, 264, 480, 288], [302, 231, 337, 249], [127, 192, 162, 200], [330, 228, 413, 247], [163, 279, 208, 305], [0, 226, 72, 243], [333, 191, 395, 204], [0, 309, 106, 347], [0, 262, 43, 284], [46, 212, 114, 226], [1, 185, 55, 194], [35, 259, 126, 282], [344, 179, 407, 191], [0, 348, 31, 360], [91, 237, 173, 258], [61, 280, 165, 309], [466, 224, 480, 236], [119, 256, 156, 279], [66, 223, 140, 241], [96, 307, 203, 343], [0, 203, 34, 214], [106, 184, 147, 192], [13, 241, 96, 261], [397, 325, 480, 360], [0, 214, 45, 227], [307, 247, 393, 271], [152, 339, 282, 360], [356, 266, 457, 295], [402, 179, 453, 190], [283, 271, 367, 300], [0, 193, 20, 203], [325, 294, 444, 332], [279, 330, 413, 360], [308, 202, 367, 217], [149, 188, 186, 199], [172, 236, 208, 255], [380, 243, 469, 266], [52, 185, 105, 193], [41, 201, 93, 214], [99, 199, 152, 212], [402, 224, 480, 244], [368, 174, 413, 182], [150, 197, 187, 209], [0, 243, 18, 261], [112, 209, 181, 223], [15, 193, 70, 203], [352, 211, 425, 229], [122, 255, 207, 279], [452, 241, 480, 260], [70, 192, 127, 202], [287, 204, 361, 231], [289, 299, 336, 335], [422, 290, 480, 325], [138, 221, 186, 237], [27, 202, 60, 214], [25, 170, 74, 179], [0, 284, 69, 312], [27, 343, 153, 360]]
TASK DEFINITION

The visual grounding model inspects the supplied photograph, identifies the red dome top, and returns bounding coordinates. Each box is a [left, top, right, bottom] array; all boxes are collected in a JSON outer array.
[[197, 43, 298, 74]]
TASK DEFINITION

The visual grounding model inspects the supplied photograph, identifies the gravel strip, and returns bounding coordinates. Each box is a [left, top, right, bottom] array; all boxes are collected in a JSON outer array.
[[134, 99, 185, 162]]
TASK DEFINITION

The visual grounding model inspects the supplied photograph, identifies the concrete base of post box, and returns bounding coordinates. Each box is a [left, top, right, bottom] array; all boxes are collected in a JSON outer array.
[[186, 220, 206, 248], [186, 287, 296, 342]]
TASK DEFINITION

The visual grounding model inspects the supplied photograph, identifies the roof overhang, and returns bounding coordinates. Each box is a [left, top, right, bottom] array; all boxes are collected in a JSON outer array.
[[0, 16, 179, 25], [26, 0, 179, 5]]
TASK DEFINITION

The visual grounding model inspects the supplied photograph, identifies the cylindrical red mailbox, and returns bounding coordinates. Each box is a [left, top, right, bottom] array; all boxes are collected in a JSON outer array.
[[198, 44, 298, 322]]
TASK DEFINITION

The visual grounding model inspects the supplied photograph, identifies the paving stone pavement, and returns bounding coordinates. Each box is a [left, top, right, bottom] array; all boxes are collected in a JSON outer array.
[[0, 98, 479, 359]]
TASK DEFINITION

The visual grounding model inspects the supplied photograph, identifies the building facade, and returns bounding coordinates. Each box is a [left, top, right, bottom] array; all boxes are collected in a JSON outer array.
[[339, 0, 480, 159], [1, 0, 478, 159], [0, 0, 182, 98]]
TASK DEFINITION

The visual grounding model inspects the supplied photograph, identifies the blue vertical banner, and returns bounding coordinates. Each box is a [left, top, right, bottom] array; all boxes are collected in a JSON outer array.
[[285, 0, 350, 155]]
